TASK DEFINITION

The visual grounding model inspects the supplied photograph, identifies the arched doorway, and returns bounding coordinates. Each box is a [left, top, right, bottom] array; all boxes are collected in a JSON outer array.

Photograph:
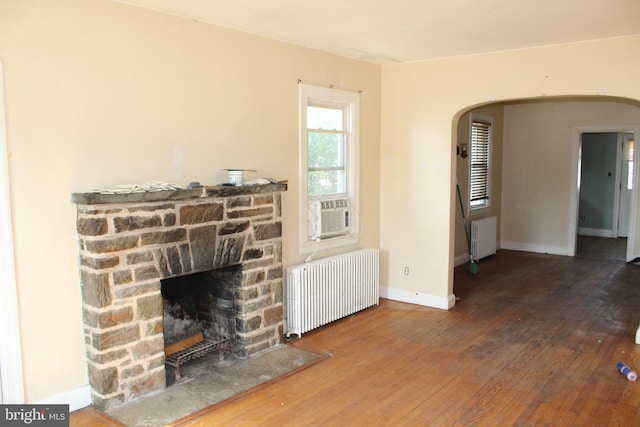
[[452, 96, 640, 273]]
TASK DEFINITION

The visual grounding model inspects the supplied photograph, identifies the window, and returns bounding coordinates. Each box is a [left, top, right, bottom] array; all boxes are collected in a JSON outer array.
[[469, 115, 492, 210], [299, 84, 360, 253], [626, 139, 634, 191], [307, 105, 347, 196]]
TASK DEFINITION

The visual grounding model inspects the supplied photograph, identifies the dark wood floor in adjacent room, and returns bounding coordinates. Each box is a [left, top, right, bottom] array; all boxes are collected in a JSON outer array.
[[71, 247, 640, 426]]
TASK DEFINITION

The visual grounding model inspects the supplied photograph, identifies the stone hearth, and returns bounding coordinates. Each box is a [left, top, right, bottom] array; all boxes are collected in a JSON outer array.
[[73, 184, 287, 410]]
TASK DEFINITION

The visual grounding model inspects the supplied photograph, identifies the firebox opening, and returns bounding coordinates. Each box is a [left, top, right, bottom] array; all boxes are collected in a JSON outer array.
[[161, 264, 241, 382]]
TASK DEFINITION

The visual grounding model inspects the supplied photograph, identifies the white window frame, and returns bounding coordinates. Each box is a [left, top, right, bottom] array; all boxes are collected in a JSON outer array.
[[0, 61, 24, 404], [469, 113, 492, 212], [299, 84, 360, 254]]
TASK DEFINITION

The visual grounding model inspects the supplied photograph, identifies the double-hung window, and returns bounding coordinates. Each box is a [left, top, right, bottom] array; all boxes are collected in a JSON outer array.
[[307, 105, 347, 196], [299, 84, 360, 253], [469, 114, 492, 210]]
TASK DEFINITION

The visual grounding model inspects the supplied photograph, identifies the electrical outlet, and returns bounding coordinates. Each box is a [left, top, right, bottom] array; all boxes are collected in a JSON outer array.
[[403, 266, 410, 276]]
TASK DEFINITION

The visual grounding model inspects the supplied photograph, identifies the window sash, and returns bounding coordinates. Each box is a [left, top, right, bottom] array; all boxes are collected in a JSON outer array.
[[306, 110, 348, 197]]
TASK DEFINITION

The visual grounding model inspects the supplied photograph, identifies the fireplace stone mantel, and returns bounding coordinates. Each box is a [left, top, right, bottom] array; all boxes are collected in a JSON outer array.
[[73, 183, 287, 410], [72, 183, 287, 205]]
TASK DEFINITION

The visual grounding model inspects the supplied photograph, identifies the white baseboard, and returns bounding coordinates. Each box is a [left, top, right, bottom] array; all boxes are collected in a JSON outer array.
[[500, 241, 570, 256], [454, 253, 470, 267], [578, 227, 615, 238], [36, 384, 92, 412], [381, 286, 455, 310]]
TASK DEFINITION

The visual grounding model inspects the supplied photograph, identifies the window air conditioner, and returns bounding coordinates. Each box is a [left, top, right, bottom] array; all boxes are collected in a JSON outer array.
[[309, 198, 351, 239]]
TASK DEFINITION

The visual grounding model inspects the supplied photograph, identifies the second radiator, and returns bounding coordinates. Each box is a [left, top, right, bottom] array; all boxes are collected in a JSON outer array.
[[471, 216, 497, 260]]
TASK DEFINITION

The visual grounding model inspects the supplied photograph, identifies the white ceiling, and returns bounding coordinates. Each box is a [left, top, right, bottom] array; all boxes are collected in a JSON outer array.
[[114, 0, 640, 64]]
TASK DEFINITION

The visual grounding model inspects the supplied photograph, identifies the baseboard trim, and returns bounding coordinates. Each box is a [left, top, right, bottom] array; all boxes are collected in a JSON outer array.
[[500, 241, 569, 256], [578, 227, 615, 238], [36, 384, 92, 412], [380, 287, 455, 310], [454, 254, 470, 267]]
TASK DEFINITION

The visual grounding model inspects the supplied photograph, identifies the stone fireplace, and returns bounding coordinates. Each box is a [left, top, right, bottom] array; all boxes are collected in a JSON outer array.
[[72, 184, 287, 410]]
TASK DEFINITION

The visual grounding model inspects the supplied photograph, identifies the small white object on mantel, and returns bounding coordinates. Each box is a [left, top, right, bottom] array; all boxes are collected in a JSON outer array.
[[222, 169, 259, 186]]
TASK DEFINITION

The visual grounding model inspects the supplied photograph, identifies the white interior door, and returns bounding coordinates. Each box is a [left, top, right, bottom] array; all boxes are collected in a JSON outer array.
[[618, 133, 634, 237]]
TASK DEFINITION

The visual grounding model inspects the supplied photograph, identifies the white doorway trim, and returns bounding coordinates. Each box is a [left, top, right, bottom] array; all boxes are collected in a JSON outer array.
[[0, 61, 25, 403], [617, 133, 634, 238], [571, 125, 640, 262]]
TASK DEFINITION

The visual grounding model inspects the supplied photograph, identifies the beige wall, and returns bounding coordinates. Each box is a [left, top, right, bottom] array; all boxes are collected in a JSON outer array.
[[0, 0, 380, 404], [381, 35, 640, 307]]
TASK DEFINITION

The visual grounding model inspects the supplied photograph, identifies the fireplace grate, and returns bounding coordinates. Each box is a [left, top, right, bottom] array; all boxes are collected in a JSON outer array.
[[165, 337, 229, 380]]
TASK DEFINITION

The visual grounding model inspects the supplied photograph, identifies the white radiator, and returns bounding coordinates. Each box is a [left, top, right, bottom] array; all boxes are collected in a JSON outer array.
[[471, 216, 497, 260], [285, 248, 379, 338]]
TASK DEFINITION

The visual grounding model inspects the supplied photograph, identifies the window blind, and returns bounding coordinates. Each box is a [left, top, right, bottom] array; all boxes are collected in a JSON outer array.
[[470, 121, 490, 204]]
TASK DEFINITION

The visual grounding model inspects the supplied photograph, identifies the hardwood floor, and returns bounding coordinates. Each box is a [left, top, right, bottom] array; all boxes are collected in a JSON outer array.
[[576, 235, 627, 262], [71, 249, 640, 426]]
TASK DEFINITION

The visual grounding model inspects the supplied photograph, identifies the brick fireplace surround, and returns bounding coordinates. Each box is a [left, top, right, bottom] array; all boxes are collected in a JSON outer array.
[[72, 184, 287, 410]]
